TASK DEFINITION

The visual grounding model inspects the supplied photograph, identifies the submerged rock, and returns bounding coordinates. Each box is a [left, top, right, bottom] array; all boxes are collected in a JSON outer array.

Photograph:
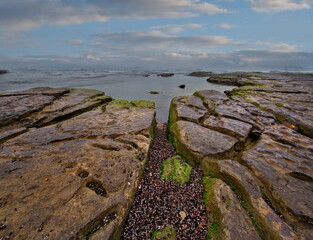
[[157, 73, 174, 77], [187, 71, 212, 77], [0, 87, 156, 240]]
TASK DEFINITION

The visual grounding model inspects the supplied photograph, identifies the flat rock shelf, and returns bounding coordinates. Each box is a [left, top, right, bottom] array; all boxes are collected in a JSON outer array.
[[0, 88, 156, 240], [1, 72, 313, 240], [121, 123, 208, 239]]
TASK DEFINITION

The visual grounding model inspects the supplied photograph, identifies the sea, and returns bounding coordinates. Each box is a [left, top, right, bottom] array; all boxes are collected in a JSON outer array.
[[0, 69, 235, 123]]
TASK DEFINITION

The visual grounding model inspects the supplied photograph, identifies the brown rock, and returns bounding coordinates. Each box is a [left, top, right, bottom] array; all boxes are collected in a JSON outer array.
[[0, 88, 155, 240], [203, 116, 253, 142], [194, 90, 229, 112], [170, 121, 238, 164], [169, 96, 207, 125], [216, 160, 297, 240], [207, 178, 261, 240], [242, 124, 313, 237]]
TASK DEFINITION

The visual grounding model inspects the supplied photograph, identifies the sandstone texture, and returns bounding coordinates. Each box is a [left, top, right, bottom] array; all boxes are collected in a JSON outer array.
[[0, 88, 155, 240], [169, 73, 313, 239]]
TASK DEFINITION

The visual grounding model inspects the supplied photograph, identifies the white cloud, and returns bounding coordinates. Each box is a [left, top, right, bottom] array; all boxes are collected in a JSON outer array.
[[91, 31, 244, 53], [214, 23, 239, 29], [2, 50, 313, 72], [254, 41, 301, 52], [0, 0, 228, 30], [0, 32, 39, 47], [70, 39, 85, 45], [250, 0, 313, 12], [150, 23, 204, 33]]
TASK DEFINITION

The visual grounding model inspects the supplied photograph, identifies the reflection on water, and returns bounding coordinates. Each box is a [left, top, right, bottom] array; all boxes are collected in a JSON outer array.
[[0, 70, 234, 123]]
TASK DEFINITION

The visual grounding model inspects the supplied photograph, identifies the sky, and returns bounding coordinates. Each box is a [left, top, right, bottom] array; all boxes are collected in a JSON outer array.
[[0, 0, 313, 71]]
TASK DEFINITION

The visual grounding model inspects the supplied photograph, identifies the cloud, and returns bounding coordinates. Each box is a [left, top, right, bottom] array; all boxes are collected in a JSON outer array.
[[91, 31, 244, 52], [0, 0, 228, 30], [250, 0, 313, 12], [0, 32, 39, 47], [214, 23, 239, 29], [254, 41, 301, 52], [150, 23, 203, 33], [2, 50, 312, 72], [70, 39, 85, 45]]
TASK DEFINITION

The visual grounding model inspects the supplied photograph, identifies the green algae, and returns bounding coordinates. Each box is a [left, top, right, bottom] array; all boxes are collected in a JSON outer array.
[[160, 156, 192, 185], [202, 176, 221, 240], [151, 225, 177, 240], [130, 100, 155, 109], [188, 71, 212, 77], [240, 80, 265, 87], [108, 99, 156, 110], [275, 103, 293, 111]]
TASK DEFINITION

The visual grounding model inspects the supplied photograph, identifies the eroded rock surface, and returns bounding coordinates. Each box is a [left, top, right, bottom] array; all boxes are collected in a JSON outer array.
[[169, 73, 313, 239], [0, 88, 155, 240]]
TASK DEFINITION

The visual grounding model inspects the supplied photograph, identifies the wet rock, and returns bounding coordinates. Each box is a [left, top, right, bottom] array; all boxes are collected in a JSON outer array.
[[0, 87, 70, 97], [203, 177, 260, 240], [170, 121, 238, 164], [0, 88, 110, 142], [0, 88, 156, 240], [194, 90, 229, 112], [0, 94, 56, 126], [214, 160, 297, 240], [169, 73, 313, 239], [157, 73, 174, 77], [242, 124, 313, 238], [169, 96, 207, 125], [187, 71, 212, 77], [203, 116, 253, 143]]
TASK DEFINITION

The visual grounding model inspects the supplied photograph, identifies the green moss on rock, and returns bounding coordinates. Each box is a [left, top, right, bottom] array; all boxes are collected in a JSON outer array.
[[157, 73, 174, 77], [188, 71, 212, 77], [203, 176, 222, 240], [108, 99, 156, 110], [275, 103, 292, 111], [151, 225, 177, 240], [225, 86, 253, 99], [240, 80, 265, 87], [109, 99, 133, 110], [160, 156, 192, 185], [131, 100, 155, 109]]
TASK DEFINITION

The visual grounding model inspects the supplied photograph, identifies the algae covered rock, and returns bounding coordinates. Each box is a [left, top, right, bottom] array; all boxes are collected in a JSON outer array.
[[187, 71, 212, 77], [151, 225, 177, 240], [203, 176, 260, 240], [160, 156, 192, 185], [157, 73, 174, 77], [168, 77, 312, 239]]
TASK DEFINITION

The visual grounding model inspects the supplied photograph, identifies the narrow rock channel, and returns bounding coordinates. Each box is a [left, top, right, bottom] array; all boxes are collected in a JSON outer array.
[[121, 123, 208, 239]]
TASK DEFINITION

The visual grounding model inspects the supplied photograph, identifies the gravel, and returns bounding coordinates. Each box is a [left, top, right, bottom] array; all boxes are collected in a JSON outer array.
[[120, 123, 208, 239]]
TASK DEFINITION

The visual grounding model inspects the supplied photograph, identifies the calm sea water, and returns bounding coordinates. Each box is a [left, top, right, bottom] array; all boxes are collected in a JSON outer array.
[[0, 69, 234, 122]]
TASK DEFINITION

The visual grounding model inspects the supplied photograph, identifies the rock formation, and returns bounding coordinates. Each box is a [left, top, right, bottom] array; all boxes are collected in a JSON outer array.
[[0, 88, 156, 240], [169, 73, 313, 239]]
